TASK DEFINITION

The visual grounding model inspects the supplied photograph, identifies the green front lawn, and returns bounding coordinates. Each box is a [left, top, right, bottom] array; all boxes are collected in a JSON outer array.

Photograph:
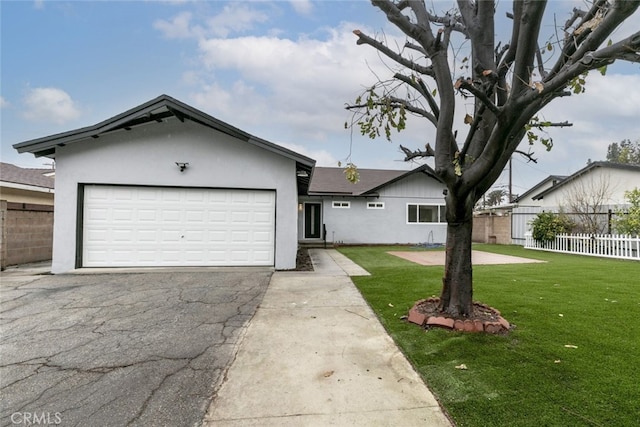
[[339, 244, 640, 427]]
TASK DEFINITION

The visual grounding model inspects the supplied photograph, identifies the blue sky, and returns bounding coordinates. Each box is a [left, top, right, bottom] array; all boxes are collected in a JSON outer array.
[[2, 0, 639, 196]]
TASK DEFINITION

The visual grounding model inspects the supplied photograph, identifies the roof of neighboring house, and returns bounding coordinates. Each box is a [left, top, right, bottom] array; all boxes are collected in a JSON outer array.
[[513, 175, 567, 203], [0, 162, 55, 190], [532, 161, 640, 200], [12, 94, 315, 194], [308, 164, 442, 196]]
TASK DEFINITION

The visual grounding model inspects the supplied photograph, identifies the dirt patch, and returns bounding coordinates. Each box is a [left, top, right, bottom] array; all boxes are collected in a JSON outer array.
[[408, 297, 512, 334], [294, 247, 314, 271], [388, 250, 545, 266]]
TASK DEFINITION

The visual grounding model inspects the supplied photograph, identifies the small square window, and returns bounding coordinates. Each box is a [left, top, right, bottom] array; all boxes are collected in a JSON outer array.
[[332, 201, 350, 208], [367, 202, 385, 209]]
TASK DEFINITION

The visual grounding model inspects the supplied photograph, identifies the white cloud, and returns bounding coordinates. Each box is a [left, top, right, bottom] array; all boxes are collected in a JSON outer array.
[[0, 96, 9, 108], [278, 142, 337, 166], [154, 4, 269, 40], [23, 87, 81, 124], [174, 4, 640, 190], [193, 22, 397, 135], [205, 4, 269, 38], [289, 0, 313, 15], [154, 11, 200, 39]]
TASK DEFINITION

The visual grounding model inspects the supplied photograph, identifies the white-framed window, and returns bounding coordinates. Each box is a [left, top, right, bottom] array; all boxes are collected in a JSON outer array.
[[367, 202, 385, 209], [332, 201, 351, 208], [407, 204, 446, 223]]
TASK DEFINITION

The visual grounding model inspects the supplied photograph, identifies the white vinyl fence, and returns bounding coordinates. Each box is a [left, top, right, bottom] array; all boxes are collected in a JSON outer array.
[[524, 233, 640, 261]]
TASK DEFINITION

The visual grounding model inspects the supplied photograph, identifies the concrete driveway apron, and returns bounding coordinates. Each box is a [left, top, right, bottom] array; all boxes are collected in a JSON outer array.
[[0, 268, 271, 427]]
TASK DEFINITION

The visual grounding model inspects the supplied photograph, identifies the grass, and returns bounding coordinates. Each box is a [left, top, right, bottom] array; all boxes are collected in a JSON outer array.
[[338, 244, 640, 427]]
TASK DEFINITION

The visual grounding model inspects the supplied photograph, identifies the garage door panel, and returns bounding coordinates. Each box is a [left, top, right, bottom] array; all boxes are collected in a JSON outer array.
[[83, 186, 275, 267]]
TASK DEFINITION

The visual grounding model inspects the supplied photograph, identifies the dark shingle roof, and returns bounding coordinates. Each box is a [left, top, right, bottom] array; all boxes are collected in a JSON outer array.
[[0, 162, 55, 189], [308, 165, 441, 196]]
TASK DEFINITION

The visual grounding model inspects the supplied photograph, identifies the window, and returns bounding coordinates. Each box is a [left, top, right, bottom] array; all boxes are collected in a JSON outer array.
[[407, 204, 446, 223], [332, 201, 350, 208], [367, 202, 385, 209]]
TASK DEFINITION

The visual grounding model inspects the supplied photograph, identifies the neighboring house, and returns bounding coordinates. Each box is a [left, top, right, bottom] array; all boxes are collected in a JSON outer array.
[[0, 163, 55, 268], [510, 162, 640, 242], [0, 162, 55, 205], [13, 95, 315, 273], [298, 165, 447, 245], [512, 174, 567, 207], [529, 162, 640, 208]]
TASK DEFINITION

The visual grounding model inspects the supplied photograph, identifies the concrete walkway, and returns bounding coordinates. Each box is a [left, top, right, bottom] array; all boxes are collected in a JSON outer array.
[[203, 249, 452, 426]]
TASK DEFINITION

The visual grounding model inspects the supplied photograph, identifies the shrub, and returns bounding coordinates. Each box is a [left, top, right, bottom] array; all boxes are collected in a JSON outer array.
[[613, 188, 640, 236], [531, 211, 575, 243]]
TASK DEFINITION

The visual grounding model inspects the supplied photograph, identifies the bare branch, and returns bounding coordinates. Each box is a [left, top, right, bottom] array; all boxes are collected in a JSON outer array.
[[345, 97, 436, 127], [514, 150, 538, 163], [353, 29, 434, 76], [564, 7, 586, 32], [404, 41, 427, 56], [455, 78, 501, 115], [550, 0, 608, 76], [589, 31, 640, 64], [531, 121, 573, 129], [535, 43, 547, 79], [371, 0, 435, 49], [533, 30, 640, 103], [400, 143, 435, 161], [511, 1, 547, 97], [549, 0, 640, 77], [416, 77, 440, 120], [393, 73, 440, 120]]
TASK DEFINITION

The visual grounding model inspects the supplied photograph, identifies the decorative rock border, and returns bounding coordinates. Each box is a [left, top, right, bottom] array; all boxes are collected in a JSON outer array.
[[407, 298, 512, 334]]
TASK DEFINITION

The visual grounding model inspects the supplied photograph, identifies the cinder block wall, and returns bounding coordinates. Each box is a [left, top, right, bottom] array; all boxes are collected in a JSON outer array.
[[0, 202, 53, 269], [473, 215, 511, 245]]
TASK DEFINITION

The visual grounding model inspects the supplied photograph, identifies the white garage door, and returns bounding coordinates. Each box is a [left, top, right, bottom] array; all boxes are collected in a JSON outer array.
[[83, 185, 275, 267]]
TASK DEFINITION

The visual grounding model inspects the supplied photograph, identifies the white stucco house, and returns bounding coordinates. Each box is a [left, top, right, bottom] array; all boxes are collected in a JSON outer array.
[[527, 161, 640, 208], [510, 162, 640, 242], [512, 174, 567, 207], [298, 165, 447, 245], [13, 95, 315, 273]]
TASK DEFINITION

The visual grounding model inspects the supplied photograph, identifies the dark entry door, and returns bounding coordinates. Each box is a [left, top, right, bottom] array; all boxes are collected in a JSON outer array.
[[304, 203, 322, 239]]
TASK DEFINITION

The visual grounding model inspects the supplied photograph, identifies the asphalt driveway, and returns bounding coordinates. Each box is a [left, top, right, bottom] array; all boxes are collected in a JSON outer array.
[[0, 269, 272, 427]]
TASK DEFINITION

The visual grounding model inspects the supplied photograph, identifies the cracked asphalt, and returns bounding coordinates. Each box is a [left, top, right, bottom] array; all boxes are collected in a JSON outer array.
[[0, 269, 272, 427]]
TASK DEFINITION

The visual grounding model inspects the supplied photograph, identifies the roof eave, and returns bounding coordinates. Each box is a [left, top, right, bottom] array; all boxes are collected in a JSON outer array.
[[13, 94, 317, 168]]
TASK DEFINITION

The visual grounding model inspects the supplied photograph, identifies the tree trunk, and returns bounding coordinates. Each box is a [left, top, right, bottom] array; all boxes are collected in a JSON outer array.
[[438, 194, 474, 317]]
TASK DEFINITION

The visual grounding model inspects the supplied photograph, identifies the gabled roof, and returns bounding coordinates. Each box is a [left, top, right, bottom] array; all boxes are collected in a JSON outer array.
[[513, 175, 566, 203], [308, 164, 442, 197], [0, 162, 55, 190], [12, 94, 315, 194], [532, 161, 640, 200]]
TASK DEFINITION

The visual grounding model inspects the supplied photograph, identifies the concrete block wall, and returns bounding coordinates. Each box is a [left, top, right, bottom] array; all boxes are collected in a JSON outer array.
[[0, 201, 53, 269], [473, 215, 511, 245]]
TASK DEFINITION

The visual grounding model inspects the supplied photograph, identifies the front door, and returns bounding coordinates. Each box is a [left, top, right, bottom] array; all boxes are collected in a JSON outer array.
[[304, 203, 322, 239]]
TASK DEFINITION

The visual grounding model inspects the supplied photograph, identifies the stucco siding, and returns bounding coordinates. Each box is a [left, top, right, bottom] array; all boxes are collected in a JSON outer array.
[[539, 168, 639, 208], [300, 172, 447, 245], [0, 187, 54, 205], [52, 119, 298, 272]]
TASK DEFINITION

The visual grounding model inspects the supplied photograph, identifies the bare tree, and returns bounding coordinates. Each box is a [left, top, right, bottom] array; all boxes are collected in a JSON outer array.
[[563, 172, 615, 234], [346, 0, 640, 317]]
